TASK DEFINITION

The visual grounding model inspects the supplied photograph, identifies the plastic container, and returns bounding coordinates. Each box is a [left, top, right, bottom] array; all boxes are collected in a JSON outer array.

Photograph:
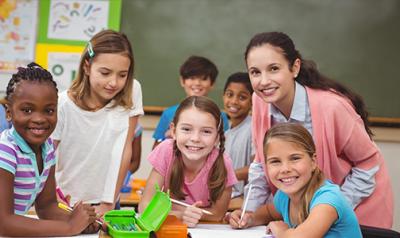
[[155, 215, 187, 238], [105, 187, 171, 238], [131, 179, 147, 190]]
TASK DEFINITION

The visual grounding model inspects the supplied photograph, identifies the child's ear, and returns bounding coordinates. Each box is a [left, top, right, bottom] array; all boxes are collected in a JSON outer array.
[[4, 104, 12, 121], [179, 76, 185, 87], [311, 153, 317, 170], [169, 122, 176, 139], [83, 60, 90, 76]]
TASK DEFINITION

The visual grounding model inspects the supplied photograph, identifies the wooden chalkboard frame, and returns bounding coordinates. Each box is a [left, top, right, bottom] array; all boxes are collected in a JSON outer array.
[[143, 107, 400, 127]]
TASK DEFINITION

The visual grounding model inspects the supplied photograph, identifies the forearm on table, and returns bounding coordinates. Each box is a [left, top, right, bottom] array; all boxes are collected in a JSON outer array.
[[235, 165, 250, 181]]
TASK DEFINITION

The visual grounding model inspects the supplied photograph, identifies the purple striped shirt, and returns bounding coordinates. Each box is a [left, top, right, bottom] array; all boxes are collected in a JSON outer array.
[[0, 127, 56, 215]]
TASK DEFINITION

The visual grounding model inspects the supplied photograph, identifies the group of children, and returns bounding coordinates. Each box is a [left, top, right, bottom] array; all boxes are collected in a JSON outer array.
[[0, 29, 394, 237]]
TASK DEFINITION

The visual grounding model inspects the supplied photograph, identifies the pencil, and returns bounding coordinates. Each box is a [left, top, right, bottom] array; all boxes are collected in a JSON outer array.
[[239, 184, 253, 225], [58, 202, 73, 212], [56, 187, 70, 206], [58, 203, 103, 225], [170, 198, 213, 215]]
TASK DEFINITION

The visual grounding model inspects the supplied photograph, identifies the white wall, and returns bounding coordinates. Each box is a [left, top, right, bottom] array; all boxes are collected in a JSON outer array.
[[376, 141, 400, 232], [134, 117, 400, 231]]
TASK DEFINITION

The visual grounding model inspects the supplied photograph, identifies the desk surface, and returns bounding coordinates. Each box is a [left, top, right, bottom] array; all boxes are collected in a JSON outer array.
[[98, 223, 269, 238]]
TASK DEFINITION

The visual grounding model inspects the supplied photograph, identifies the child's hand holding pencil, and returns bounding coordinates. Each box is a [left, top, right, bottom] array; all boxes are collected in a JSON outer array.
[[228, 209, 254, 229], [57, 201, 102, 234], [228, 184, 255, 229]]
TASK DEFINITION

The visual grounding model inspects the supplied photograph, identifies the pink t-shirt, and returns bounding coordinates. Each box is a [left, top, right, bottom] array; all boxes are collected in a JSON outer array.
[[148, 139, 238, 207]]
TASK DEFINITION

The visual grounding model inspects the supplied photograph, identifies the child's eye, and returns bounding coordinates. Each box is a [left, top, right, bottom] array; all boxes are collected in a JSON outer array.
[[22, 108, 32, 114], [267, 159, 281, 165], [119, 73, 128, 78], [180, 127, 191, 132], [201, 129, 213, 135], [46, 109, 55, 114], [239, 95, 248, 101], [290, 156, 302, 161], [100, 71, 110, 76], [224, 91, 233, 98]]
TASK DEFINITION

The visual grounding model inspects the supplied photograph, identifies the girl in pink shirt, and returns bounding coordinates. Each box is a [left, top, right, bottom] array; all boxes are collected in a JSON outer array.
[[139, 96, 237, 227], [233, 32, 393, 229]]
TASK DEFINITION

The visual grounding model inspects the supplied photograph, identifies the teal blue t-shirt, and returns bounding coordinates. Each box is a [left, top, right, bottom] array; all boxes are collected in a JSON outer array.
[[273, 180, 362, 238]]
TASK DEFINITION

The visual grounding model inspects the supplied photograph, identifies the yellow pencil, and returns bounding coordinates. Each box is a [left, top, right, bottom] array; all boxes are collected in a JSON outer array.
[[58, 202, 73, 212], [58, 203, 103, 225]]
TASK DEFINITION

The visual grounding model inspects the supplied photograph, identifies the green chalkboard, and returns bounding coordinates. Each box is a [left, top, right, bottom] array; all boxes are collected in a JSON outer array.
[[121, 0, 400, 120]]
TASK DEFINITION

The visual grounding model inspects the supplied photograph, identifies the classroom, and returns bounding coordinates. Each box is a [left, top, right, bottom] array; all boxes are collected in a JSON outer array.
[[0, 0, 399, 237]]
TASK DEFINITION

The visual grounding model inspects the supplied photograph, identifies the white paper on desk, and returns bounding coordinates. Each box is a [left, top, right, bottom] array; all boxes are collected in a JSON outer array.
[[188, 224, 273, 238]]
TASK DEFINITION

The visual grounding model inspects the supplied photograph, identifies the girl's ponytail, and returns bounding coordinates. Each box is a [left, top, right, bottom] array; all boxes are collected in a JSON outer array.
[[208, 119, 227, 203]]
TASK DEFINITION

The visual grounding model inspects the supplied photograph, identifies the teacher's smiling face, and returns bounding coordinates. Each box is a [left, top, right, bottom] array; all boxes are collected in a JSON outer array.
[[246, 43, 300, 114]]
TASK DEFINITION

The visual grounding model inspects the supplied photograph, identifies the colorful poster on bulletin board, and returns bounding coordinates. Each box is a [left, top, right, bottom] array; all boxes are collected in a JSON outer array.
[[36, 43, 84, 92], [0, 0, 38, 73], [38, 0, 121, 45]]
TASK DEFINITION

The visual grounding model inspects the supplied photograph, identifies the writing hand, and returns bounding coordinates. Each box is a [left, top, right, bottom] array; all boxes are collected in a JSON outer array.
[[229, 209, 254, 229], [181, 201, 203, 228]]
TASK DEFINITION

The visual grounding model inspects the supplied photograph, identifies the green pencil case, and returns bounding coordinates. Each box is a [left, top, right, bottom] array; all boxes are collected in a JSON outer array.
[[105, 187, 171, 238]]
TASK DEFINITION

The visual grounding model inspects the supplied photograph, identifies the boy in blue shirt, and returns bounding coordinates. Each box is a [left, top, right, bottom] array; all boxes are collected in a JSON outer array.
[[0, 105, 11, 132], [153, 55, 229, 148]]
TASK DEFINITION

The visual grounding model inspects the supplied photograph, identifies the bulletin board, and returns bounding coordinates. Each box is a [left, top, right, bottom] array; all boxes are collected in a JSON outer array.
[[35, 0, 121, 92], [35, 43, 84, 92], [38, 0, 121, 45], [0, 0, 38, 73]]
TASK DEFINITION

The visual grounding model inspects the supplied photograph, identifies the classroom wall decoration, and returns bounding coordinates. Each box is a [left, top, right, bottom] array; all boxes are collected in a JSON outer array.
[[47, 0, 109, 41], [35, 0, 121, 92], [0, 0, 38, 73], [38, 0, 121, 46], [35, 43, 84, 92]]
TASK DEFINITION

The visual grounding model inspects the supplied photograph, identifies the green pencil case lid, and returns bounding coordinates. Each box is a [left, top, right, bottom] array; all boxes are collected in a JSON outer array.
[[105, 186, 171, 237]]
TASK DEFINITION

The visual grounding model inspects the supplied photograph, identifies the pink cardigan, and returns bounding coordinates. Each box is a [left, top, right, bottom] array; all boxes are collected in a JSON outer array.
[[252, 87, 393, 228]]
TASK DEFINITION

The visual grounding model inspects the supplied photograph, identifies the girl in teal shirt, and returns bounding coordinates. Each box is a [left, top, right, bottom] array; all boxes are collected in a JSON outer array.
[[230, 123, 362, 238]]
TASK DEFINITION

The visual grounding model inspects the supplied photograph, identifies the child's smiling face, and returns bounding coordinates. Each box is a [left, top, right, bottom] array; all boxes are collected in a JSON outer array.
[[180, 76, 214, 97], [223, 82, 252, 127], [265, 138, 317, 200], [6, 81, 58, 152], [172, 107, 219, 164]]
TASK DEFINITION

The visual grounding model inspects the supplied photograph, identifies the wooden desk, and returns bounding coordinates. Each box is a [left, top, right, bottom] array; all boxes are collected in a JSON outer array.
[[228, 197, 243, 211], [119, 191, 141, 206]]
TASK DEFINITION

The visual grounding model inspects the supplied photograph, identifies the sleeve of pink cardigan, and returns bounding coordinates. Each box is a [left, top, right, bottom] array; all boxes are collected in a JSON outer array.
[[331, 99, 382, 208], [333, 102, 381, 170]]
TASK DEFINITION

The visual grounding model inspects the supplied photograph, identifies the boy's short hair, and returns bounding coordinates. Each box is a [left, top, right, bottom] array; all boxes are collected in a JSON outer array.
[[179, 56, 218, 84], [223, 72, 253, 94]]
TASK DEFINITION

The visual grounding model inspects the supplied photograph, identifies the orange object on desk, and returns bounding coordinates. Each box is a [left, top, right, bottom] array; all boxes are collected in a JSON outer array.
[[155, 215, 187, 238], [131, 178, 146, 190]]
